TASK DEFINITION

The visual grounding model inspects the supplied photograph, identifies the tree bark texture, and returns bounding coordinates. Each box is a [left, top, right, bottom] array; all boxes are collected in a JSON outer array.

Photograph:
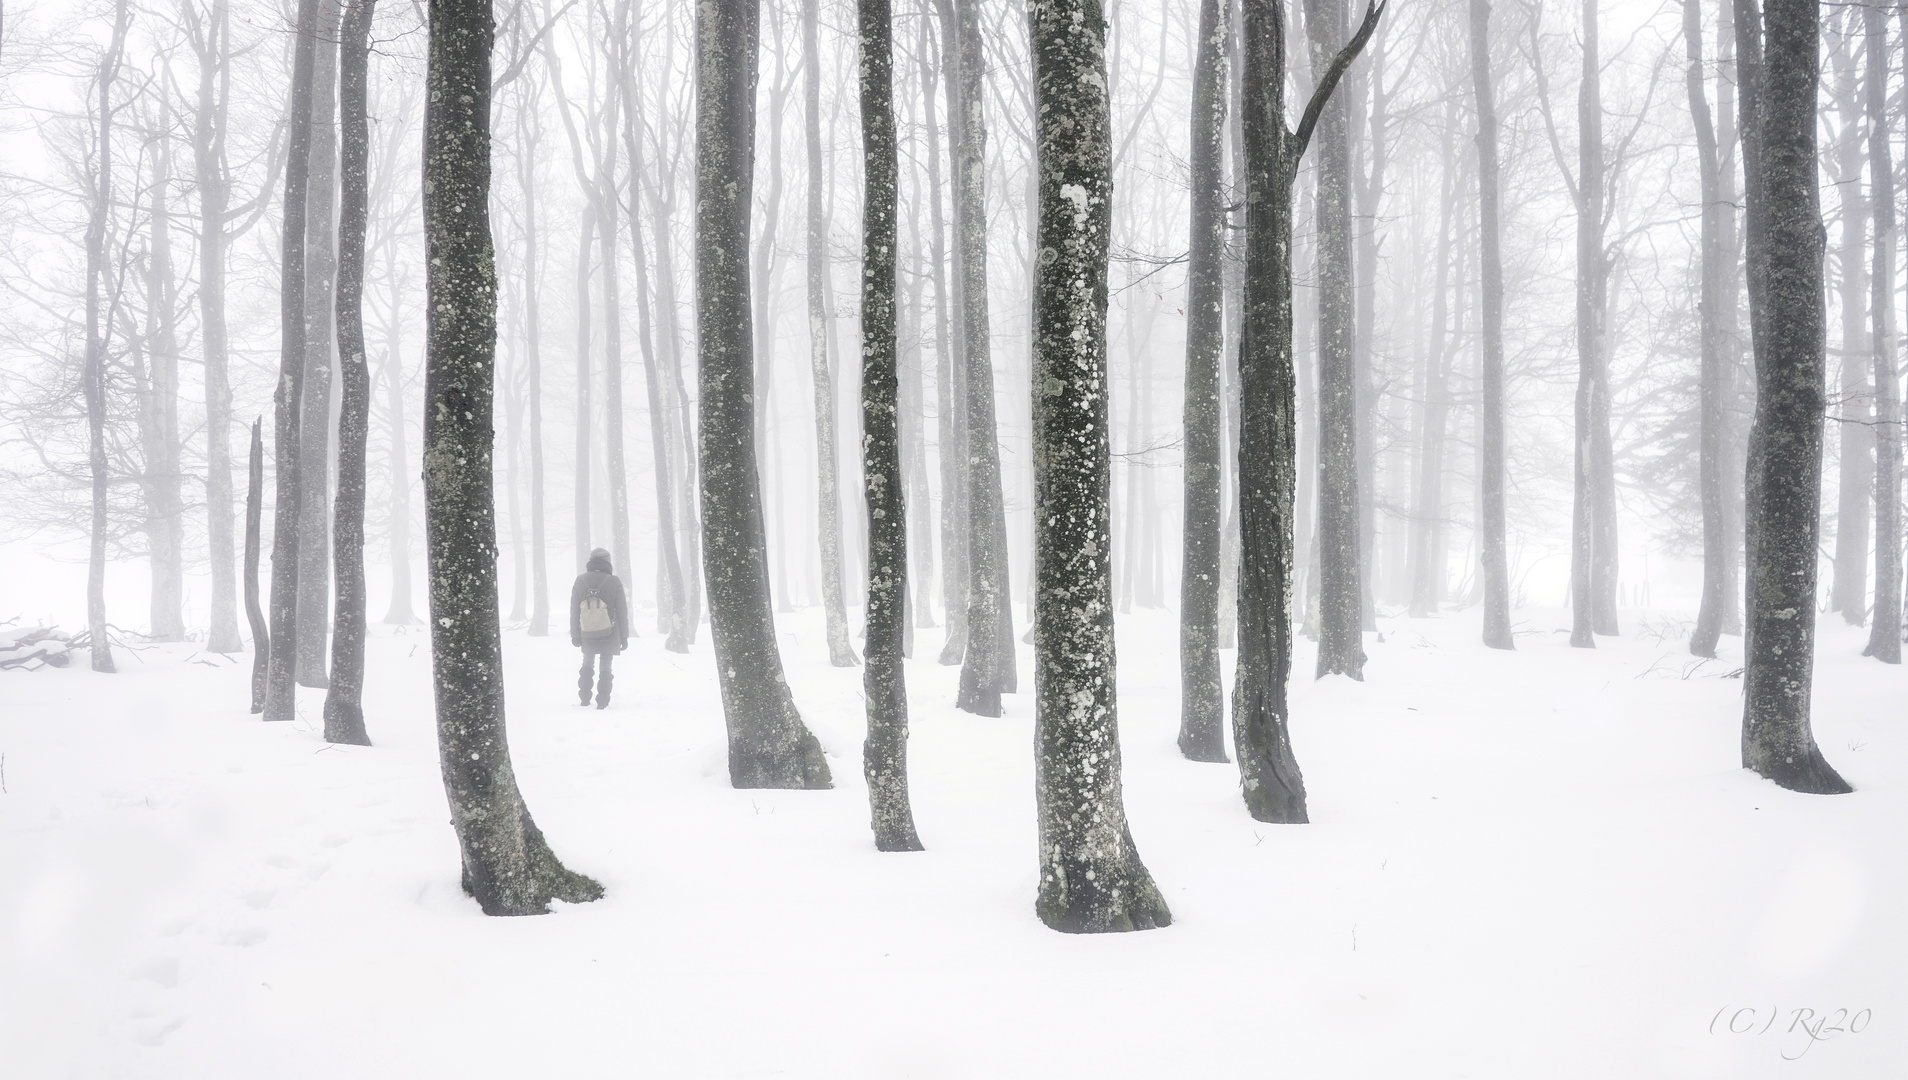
[[1029, 0, 1170, 934], [1735, 0, 1852, 794], [697, 0, 832, 789], [806, 0, 858, 668], [1234, 0, 1381, 824], [265, 0, 321, 721], [1178, 0, 1230, 762], [423, 0, 604, 914], [1863, 0, 1900, 662], [1470, 0, 1513, 650], [296, 0, 346, 690], [859, 0, 924, 851], [323, 0, 376, 747], [951, 0, 1016, 715], [1307, 0, 1365, 680], [247, 419, 268, 711]]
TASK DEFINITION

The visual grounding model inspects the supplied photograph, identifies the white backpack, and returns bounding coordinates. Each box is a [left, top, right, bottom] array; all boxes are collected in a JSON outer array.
[[580, 586, 613, 635]]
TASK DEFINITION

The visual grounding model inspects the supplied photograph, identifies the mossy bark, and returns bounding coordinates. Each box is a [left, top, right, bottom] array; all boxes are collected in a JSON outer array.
[[423, 0, 604, 914], [696, 0, 832, 790], [1030, 0, 1169, 935]]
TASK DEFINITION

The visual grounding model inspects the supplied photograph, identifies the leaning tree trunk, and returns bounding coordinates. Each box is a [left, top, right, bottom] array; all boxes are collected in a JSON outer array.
[[1029, 0, 1170, 935], [1470, 0, 1512, 649], [423, 0, 604, 914], [1863, 0, 1901, 663], [1234, 0, 1382, 824], [1178, 0, 1230, 763], [1687, 0, 1728, 658], [951, 0, 1016, 716], [805, 0, 857, 667], [246, 420, 269, 711], [192, 0, 244, 654], [1308, 0, 1365, 680], [82, 0, 129, 676], [859, 0, 923, 851], [265, 0, 320, 722], [1735, 0, 1851, 794], [296, 0, 346, 690], [323, 0, 376, 748], [696, 0, 832, 789]]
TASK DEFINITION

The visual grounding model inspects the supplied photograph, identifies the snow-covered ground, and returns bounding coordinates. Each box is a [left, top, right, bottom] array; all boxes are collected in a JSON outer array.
[[2, 598, 1901, 1078]]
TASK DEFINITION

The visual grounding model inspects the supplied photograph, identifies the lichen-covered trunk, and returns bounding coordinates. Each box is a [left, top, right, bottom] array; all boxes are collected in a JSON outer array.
[[1736, 0, 1851, 794], [859, 0, 924, 851], [296, 0, 345, 690], [951, 0, 1016, 715], [1687, 0, 1728, 658], [1217, 0, 1245, 650], [804, 0, 857, 668], [246, 420, 269, 711], [1179, 0, 1229, 763], [1029, 0, 1170, 934], [924, 0, 969, 665], [323, 0, 375, 748], [1863, 0, 1901, 663], [1308, 0, 1364, 680], [696, 0, 832, 790], [1234, 0, 1303, 824], [265, 0, 320, 722], [192, 0, 243, 654], [1470, 0, 1512, 650], [423, 0, 603, 914]]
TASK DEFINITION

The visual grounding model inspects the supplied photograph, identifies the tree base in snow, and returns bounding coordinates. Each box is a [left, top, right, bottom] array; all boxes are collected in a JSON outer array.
[[955, 681, 1001, 718], [323, 700, 371, 746], [730, 730, 833, 789], [1748, 744, 1853, 796], [1036, 846, 1173, 934], [458, 811, 605, 917], [1177, 726, 1230, 764]]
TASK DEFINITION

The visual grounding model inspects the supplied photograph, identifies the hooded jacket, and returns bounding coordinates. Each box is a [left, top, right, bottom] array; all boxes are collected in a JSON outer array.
[[570, 553, 630, 653]]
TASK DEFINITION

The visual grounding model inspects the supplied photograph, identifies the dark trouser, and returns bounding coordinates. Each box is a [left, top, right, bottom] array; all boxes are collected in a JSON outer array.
[[578, 649, 613, 705]]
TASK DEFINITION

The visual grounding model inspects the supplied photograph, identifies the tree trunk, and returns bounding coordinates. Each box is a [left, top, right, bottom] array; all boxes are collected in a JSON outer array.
[[1687, 0, 1728, 658], [265, 0, 321, 722], [1352, 32, 1386, 630], [1179, 0, 1229, 762], [247, 419, 268, 711], [597, 18, 634, 593], [379, 247, 418, 624], [189, 0, 244, 654], [1716, 1, 1746, 639], [296, 0, 345, 689], [925, 0, 970, 665], [83, 0, 130, 676], [1735, 0, 1851, 794], [697, 0, 833, 789], [1308, 0, 1365, 680], [951, 0, 1016, 716], [515, 96, 550, 636], [423, 0, 604, 914], [1234, 0, 1380, 824], [1863, 0, 1901, 662], [574, 214, 593, 572], [619, 40, 691, 654], [1829, 19, 1872, 626], [1569, 0, 1609, 648], [898, 93, 937, 635], [142, 106, 187, 643], [323, 0, 375, 747], [1408, 103, 1458, 618], [804, 0, 857, 667], [752, 20, 792, 608], [1029, 0, 1170, 934], [1470, 0, 1512, 649], [1216, 0, 1245, 650], [858, 0, 924, 850]]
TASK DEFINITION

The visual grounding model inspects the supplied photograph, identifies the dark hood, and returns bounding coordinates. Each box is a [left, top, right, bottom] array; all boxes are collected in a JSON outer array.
[[586, 555, 613, 575]]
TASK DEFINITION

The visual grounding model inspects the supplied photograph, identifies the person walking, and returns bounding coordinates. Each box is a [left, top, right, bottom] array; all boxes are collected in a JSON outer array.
[[571, 547, 630, 708]]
